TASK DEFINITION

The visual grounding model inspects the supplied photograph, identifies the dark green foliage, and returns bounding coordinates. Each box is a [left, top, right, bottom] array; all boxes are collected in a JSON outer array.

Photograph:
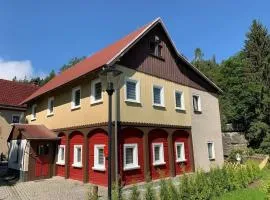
[[59, 56, 86, 73]]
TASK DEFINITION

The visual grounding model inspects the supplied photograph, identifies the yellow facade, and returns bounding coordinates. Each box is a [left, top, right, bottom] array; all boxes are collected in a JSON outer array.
[[26, 66, 192, 129]]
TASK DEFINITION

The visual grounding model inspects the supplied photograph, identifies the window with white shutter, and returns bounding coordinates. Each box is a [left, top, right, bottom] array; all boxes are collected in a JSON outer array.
[[123, 144, 140, 170], [125, 78, 140, 103], [91, 79, 103, 104], [93, 144, 105, 171], [153, 85, 164, 107]]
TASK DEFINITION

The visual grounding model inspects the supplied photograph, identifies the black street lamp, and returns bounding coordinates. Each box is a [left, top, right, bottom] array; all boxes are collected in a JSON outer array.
[[99, 66, 122, 200]]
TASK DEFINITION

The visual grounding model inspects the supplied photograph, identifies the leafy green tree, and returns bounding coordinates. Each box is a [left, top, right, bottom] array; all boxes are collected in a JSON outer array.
[[194, 48, 204, 61], [59, 56, 86, 73]]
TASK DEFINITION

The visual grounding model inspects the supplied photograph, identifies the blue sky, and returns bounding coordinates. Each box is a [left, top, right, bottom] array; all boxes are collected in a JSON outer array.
[[0, 0, 269, 80]]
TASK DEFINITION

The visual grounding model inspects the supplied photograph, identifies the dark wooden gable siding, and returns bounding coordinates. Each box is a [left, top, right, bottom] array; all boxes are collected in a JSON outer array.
[[118, 24, 218, 93]]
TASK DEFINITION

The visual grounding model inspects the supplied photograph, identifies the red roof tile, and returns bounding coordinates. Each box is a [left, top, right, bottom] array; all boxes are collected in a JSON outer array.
[[0, 79, 39, 107], [8, 124, 58, 140], [21, 18, 158, 104]]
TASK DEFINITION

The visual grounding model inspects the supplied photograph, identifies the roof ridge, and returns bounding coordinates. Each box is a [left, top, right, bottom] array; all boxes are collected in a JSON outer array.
[[0, 78, 40, 88]]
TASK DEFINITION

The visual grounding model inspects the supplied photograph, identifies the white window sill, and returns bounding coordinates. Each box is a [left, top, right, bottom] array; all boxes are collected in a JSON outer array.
[[125, 99, 141, 104], [72, 163, 83, 168], [209, 158, 215, 161], [153, 104, 165, 108], [46, 113, 54, 117], [56, 162, 65, 166], [123, 165, 140, 171], [175, 107, 186, 111], [176, 159, 187, 163], [31, 118, 36, 121], [91, 99, 103, 105], [92, 166, 106, 171], [71, 106, 81, 111], [194, 110, 202, 113], [153, 161, 166, 166]]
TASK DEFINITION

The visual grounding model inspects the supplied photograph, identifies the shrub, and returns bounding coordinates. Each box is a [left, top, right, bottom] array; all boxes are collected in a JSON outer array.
[[85, 185, 98, 200], [144, 183, 156, 200], [159, 179, 170, 200], [129, 185, 140, 200]]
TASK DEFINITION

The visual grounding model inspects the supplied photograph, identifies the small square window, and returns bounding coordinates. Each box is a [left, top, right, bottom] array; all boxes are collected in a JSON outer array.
[[153, 85, 164, 107], [31, 104, 37, 120], [91, 79, 103, 104], [37, 144, 49, 156], [175, 142, 186, 162], [125, 78, 140, 103], [207, 142, 215, 160], [93, 144, 105, 171], [72, 145, 83, 167], [149, 36, 162, 58], [193, 95, 201, 112], [71, 87, 81, 109], [123, 144, 140, 171], [175, 91, 185, 110], [57, 145, 65, 165], [152, 143, 165, 166], [12, 115, 20, 123], [47, 97, 54, 116]]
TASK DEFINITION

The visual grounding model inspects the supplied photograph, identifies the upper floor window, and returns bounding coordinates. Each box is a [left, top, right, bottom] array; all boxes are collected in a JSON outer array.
[[31, 104, 37, 120], [125, 78, 140, 103], [149, 36, 162, 58], [37, 144, 49, 155], [175, 90, 185, 110], [91, 79, 103, 104], [57, 145, 65, 165], [12, 114, 20, 123], [93, 144, 105, 171], [72, 145, 83, 168], [71, 86, 81, 109], [207, 142, 215, 160], [123, 143, 139, 171], [47, 97, 54, 116], [153, 85, 165, 107], [193, 95, 202, 112], [152, 143, 165, 166], [175, 142, 186, 162]]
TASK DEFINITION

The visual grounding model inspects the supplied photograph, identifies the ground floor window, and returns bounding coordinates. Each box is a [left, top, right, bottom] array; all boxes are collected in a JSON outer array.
[[93, 144, 105, 171], [175, 142, 186, 162], [207, 142, 215, 160], [37, 144, 49, 155], [72, 145, 83, 167], [57, 145, 65, 165], [152, 143, 165, 166], [123, 143, 139, 170]]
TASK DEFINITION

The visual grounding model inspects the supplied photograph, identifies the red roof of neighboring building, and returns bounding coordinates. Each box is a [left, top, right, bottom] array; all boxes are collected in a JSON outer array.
[[0, 79, 39, 107], [21, 17, 222, 105], [8, 124, 59, 140]]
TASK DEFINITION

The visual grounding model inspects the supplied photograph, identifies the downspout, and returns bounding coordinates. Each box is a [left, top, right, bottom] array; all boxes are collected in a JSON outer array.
[[114, 88, 118, 183]]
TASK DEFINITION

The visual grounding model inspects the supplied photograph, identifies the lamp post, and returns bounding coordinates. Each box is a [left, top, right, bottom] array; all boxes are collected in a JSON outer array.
[[99, 66, 122, 200]]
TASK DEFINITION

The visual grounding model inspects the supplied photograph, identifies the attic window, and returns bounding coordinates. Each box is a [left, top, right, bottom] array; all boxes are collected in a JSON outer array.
[[149, 36, 163, 58]]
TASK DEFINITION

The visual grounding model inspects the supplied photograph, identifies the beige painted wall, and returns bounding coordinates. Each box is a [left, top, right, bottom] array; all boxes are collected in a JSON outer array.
[[26, 66, 192, 129], [26, 75, 109, 130], [0, 115, 12, 157], [116, 65, 192, 126], [190, 88, 224, 171]]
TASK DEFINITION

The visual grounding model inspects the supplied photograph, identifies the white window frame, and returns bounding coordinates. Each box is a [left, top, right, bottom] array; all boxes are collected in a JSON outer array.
[[207, 142, 215, 160], [72, 145, 83, 168], [175, 90, 185, 111], [152, 85, 165, 107], [90, 79, 103, 105], [11, 114, 20, 124], [56, 145, 65, 165], [47, 97, 54, 116], [123, 143, 140, 171], [31, 104, 37, 121], [152, 143, 166, 166], [71, 86, 81, 110], [124, 78, 140, 103], [92, 144, 106, 171], [175, 142, 186, 162], [192, 94, 202, 112]]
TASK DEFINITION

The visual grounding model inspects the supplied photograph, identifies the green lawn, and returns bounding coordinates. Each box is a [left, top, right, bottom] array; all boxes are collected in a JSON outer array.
[[217, 167, 270, 200]]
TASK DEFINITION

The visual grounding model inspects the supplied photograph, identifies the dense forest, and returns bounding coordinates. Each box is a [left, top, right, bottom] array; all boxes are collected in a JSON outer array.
[[192, 20, 270, 153], [13, 20, 270, 153]]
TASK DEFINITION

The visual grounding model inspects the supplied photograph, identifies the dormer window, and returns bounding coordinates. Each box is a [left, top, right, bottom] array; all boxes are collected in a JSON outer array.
[[149, 36, 162, 58]]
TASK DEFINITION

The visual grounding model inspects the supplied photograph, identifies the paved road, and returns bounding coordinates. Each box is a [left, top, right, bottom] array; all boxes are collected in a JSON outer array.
[[0, 177, 108, 200]]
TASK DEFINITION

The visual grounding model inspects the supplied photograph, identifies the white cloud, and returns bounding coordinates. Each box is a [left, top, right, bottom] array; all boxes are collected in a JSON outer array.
[[0, 58, 44, 80]]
